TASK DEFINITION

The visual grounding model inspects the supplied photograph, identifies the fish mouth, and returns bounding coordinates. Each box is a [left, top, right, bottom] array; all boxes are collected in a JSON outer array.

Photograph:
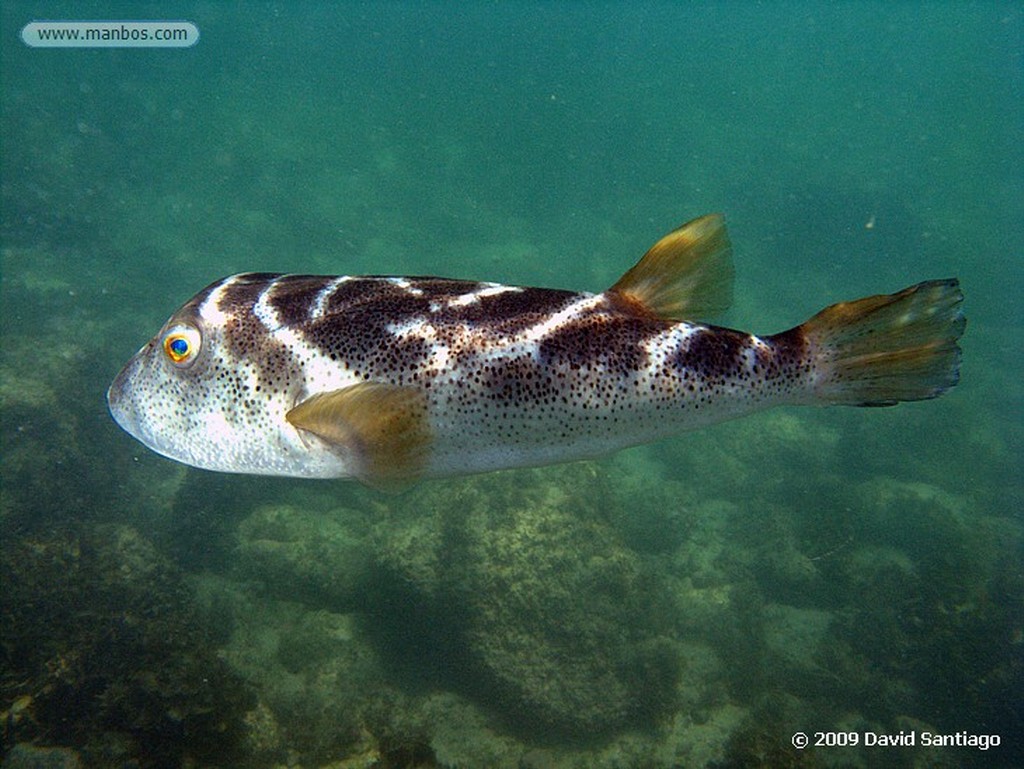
[[107, 360, 141, 440]]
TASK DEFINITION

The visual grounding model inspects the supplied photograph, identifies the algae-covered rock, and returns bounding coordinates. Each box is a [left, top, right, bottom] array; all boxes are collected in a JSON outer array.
[[422, 692, 523, 769], [211, 463, 749, 755], [457, 497, 672, 733], [2, 744, 82, 769], [653, 410, 841, 504], [0, 327, 102, 529], [0, 523, 254, 765], [373, 465, 684, 736], [837, 478, 1024, 742], [194, 571, 389, 765], [235, 503, 373, 611], [761, 604, 834, 698]]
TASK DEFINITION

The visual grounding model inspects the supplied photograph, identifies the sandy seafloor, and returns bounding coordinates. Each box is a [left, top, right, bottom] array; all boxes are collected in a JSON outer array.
[[1, 3, 1021, 768]]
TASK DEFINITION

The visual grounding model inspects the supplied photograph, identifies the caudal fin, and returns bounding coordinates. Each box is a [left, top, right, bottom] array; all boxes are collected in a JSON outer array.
[[799, 279, 965, 406]]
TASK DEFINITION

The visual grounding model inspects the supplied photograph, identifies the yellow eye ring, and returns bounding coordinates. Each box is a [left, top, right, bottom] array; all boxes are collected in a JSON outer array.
[[162, 324, 202, 368]]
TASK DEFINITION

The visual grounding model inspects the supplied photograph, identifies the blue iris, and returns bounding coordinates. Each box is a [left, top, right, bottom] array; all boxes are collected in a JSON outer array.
[[169, 337, 190, 357]]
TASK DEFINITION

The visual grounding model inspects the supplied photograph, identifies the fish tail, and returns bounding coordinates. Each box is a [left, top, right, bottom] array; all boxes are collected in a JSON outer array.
[[797, 279, 965, 406]]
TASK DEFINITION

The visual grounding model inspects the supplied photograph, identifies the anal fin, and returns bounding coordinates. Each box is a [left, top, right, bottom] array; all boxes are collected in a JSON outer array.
[[286, 382, 431, 489]]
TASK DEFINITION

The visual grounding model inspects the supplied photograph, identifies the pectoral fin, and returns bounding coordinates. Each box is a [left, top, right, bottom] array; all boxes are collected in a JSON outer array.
[[608, 213, 734, 321], [286, 382, 431, 489]]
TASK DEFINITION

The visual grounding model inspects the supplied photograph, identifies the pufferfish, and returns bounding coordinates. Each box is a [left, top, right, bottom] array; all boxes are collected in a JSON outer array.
[[107, 214, 965, 489]]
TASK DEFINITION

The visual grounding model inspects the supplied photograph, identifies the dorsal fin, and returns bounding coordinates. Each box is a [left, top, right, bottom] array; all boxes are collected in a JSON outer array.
[[607, 213, 733, 321], [286, 382, 431, 490]]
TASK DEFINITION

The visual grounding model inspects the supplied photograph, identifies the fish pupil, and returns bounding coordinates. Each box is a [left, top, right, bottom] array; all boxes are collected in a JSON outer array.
[[169, 337, 189, 357]]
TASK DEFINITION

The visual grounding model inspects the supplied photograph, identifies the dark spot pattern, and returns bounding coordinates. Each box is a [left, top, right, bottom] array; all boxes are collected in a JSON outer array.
[[147, 270, 819, 477], [217, 273, 281, 313], [452, 287, 577, 334], [288, 279, 580, 385], [180, 275, 309, 420], [324, 278, 417, 314], [672, 329, 750, 380], [760, 326, 813, 397], [267, 275, 336, 327], [305, 287, 431, 372], [539, 314, 657, 375], [662, 324, 812, 408]]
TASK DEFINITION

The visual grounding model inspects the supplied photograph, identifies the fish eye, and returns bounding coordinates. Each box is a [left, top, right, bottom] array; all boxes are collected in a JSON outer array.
[[162, 324, 202, 368]]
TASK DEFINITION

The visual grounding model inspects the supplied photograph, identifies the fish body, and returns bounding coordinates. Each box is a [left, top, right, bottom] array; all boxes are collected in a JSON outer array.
[[108, 215, 965, 487]]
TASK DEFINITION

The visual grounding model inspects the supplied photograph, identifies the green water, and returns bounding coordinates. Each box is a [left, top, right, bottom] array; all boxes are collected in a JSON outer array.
[[1, 3, 1020, 767]]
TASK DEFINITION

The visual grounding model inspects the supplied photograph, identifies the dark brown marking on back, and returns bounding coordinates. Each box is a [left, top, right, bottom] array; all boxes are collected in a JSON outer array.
[[538, 314, 658, 375], [322, 277, 464, 316], [303, 280, 581, 371], [322, 278, 405, 315], [674, 328, 750, 380], [218, 273, 281, 314], [448, 287, 578, 334], [304, 282, 432, 366], [403, 277, 484, 298], [762, 326, 812, 384], [269, 275, 336, 327]]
